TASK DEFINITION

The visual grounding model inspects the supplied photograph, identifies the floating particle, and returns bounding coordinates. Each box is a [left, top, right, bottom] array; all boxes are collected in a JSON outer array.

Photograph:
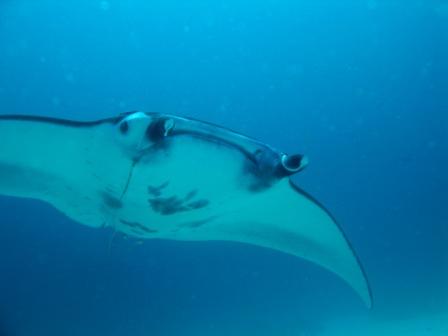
[[99, 1, 110, 11]]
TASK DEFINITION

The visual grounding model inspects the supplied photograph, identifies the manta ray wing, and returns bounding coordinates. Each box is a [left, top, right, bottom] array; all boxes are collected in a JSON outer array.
[[116, 122, 373, 308], [0, 114, 132, 227]]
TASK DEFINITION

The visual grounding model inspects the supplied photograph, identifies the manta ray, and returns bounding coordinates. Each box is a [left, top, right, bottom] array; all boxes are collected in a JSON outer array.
[[0, 111, 372, 307]]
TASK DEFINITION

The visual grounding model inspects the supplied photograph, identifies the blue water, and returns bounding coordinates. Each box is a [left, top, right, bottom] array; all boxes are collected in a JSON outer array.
[[0, 1, 447, 335]]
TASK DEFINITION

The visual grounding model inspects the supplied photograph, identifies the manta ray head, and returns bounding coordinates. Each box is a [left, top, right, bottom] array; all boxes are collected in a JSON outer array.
[[114, 111, 175, 159], [114, 111, 308, 182]]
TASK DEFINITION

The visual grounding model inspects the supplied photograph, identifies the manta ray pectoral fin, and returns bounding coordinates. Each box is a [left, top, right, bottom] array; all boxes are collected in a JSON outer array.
[[193, 179, 373, 308], [0, 114, 134, 227]]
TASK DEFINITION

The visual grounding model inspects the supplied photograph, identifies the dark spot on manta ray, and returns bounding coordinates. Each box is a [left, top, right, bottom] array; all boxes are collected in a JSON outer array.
[[147, 181, 169, 197], [187, 199, 209, 209], [184, 189, 198, 201], [119, 219, 158, 233], [181, 216, 217, 228], [120, 121, 129, 134], [102, 192, 123, 209], [148, 195, 209, 215], [149, 196, 186, 215]]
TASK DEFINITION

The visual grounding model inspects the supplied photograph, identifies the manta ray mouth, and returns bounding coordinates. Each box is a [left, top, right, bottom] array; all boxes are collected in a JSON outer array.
[[281, 154, 309, 174]]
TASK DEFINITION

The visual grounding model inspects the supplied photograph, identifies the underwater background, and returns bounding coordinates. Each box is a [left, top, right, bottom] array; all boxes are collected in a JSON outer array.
[[0, 0, 447, 335]]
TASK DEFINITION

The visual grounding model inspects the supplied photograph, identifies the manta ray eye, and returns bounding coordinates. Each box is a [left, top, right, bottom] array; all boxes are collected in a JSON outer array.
[[120, 121, 129, 134]]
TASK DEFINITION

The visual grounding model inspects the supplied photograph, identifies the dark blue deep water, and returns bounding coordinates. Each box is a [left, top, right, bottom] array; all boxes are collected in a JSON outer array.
[[0, 1, 447, 335]]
